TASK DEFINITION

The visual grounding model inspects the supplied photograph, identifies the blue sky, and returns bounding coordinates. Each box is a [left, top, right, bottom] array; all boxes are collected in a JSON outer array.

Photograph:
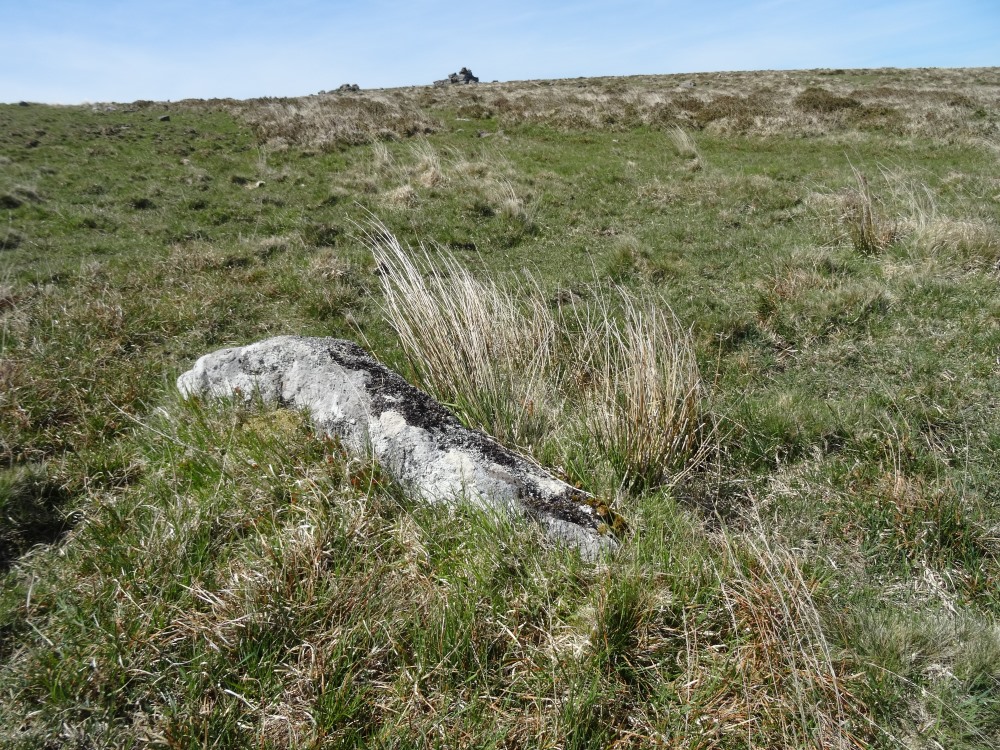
[[2, 1, 997, 103]]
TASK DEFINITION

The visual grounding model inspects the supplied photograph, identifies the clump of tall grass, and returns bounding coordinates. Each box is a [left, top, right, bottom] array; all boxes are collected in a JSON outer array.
[[382, 183, 419, 209], [668, 126, 705, 171], [408, 139, 446, 188], [365, 224, 557, 447], [711, 528, 873, 747], [916, 217, 1000, 267], [569, 291, 704, 490], [839, 168, 1000, 267], [842, 167, 900, 253], [369, 140, 395, 173], [486, 178, 532, 223], [365, 224, 707, 491], [894, 177, 1000, 267]]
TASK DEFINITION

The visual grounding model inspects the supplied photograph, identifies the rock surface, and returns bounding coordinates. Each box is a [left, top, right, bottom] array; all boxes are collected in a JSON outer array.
[[434, 67, 480, 86], [177, 336, 619, 558]]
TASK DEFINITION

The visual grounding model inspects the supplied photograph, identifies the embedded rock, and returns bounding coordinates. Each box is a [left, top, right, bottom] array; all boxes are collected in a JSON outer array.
[[177, 336, 618, 558]]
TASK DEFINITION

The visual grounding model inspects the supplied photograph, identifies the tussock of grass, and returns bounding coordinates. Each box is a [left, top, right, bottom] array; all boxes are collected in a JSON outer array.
[[667, 126, 705, 170], [381, 183, 419, 209], [708, 529, 872, 747], [835, 167, 1000, 268], [486, 177, 534, 225], [367, 225, 707, 491], [366, 223, 559, 449], [409, 139, 446, 188], [842, 167, 900, 254], [897, 181, 1000, 267], [569, 290, 705, 490]]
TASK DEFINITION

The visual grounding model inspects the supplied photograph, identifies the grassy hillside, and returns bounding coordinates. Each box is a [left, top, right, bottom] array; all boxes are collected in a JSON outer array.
[[1, 67, 999, 747]]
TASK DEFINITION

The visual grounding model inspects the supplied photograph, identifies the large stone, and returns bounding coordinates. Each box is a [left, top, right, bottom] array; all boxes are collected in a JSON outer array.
[[177, 336, 619, 558], [433, 68, 480, 86]]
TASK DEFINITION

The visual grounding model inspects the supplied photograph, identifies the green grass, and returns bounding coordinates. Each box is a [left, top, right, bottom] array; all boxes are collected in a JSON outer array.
[[2, 67, 1000, 747]]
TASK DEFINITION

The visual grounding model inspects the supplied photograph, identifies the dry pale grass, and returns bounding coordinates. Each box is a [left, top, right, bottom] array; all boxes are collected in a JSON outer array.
[[232, 93, 438, 151], [832, 167, 1000, 269], [667, 125, 697, 156], [365, 140, 536, 228], [637, 177, 682, 208], [893, 178, 1000, 267], [913, 217, 1000, 267], [568, 289, 705, 490], [368, 67, 1000, 141], [174, 67, 1000, 149], [368, 140, 394, 174], [365, 223, 707, 490], [381, 183, 419, 209], [841, 167, 901, 254], [365, 224, 556, 446], [667, 126, 705, 171], [408, 139, 446, 188], [485, 177, 533, 223], [307, 247, 356, 283], [704, 529, 876, 749]]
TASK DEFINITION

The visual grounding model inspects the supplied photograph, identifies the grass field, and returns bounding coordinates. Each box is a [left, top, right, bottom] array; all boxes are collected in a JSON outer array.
[[2, 67, 1000, 747]]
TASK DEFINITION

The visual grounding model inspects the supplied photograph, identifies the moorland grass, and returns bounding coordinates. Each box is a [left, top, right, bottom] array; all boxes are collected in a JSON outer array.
[[1, 67, 999, 747]]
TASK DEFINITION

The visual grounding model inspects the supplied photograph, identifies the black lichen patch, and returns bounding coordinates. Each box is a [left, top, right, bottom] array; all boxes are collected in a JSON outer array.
[[320, 339, 462, 431]]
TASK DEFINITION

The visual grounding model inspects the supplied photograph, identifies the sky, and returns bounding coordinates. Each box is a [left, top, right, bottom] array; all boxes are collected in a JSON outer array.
[[2, 1, 997, 104]]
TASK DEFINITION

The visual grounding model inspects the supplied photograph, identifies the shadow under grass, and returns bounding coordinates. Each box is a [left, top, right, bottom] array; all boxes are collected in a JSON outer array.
[[0, 465, 74, 571]]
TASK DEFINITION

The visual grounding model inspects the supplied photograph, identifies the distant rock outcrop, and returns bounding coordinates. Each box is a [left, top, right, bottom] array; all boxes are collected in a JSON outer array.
[[434, 67, 480, 87], [338, 83, 361, 92], [178, 336, 620, 559]]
